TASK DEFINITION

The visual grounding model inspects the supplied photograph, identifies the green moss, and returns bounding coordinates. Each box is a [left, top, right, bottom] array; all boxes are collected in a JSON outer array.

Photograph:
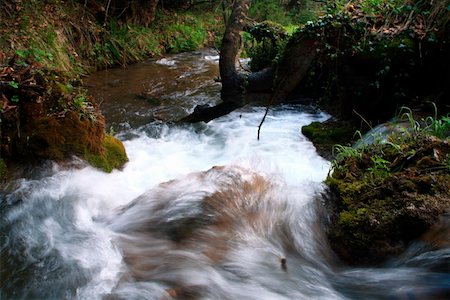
[[302, 120, 359, 160], [304, 121, 356, 143], [338, 208, 368, 228], [84, 135, 128, 173]]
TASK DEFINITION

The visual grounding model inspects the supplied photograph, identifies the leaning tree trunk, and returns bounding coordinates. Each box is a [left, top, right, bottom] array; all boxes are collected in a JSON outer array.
[[180, 0, 251, 123], [219, 0, 251, 104], [181, 0, 317, 123]]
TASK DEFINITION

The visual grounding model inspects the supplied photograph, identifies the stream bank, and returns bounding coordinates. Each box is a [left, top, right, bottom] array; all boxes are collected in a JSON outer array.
[[324, 124, 450, 265], [0, 1, 224, 176]]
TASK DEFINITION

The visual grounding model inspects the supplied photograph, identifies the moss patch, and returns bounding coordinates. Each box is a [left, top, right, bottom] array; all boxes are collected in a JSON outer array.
[[302, 120, 358, 159], [84, 135, 128, 173]]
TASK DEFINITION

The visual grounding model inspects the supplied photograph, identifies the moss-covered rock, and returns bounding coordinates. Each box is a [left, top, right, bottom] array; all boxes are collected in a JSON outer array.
[[0, 61, 128, 173], [302, 120, 358, 160], [324, 133, 450, 265], [84, 135, 128, 173]]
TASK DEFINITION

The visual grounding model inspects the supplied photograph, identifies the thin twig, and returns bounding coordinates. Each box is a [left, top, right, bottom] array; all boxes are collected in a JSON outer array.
[[353, 109, 372, 129], [238, 58, 251, 72], [257, 77, 285, 140], [257, 104, 270, 140]]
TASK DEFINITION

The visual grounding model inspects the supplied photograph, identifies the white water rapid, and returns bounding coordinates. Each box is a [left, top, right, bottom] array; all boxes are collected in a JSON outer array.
[[1, 51, 449, 300]]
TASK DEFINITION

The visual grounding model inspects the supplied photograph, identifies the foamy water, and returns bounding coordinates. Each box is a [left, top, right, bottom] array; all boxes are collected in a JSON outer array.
[[1, 106, 335, 299]]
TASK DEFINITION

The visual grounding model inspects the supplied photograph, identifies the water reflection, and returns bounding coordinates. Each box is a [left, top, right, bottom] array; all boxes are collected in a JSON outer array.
[[84, 49, 221, 130]]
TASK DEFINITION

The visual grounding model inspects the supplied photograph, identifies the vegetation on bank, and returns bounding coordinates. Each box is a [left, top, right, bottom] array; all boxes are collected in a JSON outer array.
[[0, 1, 225, 75], [245, 0, 449, 119], [0, 58, 128, 173], [0, 0, 227, 173], [301, 120, 357, 160], [325, 109, 450, 264]]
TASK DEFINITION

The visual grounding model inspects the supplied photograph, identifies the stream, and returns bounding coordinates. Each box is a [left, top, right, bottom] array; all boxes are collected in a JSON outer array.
[[1, 49, 449, 300]]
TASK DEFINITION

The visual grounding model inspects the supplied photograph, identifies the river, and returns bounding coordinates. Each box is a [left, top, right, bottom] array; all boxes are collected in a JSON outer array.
[[1, 50, 449, 299]]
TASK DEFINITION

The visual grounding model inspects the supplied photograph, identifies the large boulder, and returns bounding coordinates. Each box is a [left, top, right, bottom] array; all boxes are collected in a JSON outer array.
[[324, 131, 450, 265]]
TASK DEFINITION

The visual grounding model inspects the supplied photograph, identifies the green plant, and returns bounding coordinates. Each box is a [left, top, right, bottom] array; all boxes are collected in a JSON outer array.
[[368, 155, 391, 178], [73, 94, 87, 110], [384, 140, 403, 153], [249, 0, 294, 25], [164, 17, 207, 53], [399, 106, 422, 138], [398, 105, 450, 140], [333, 144, 363, 161], [244, 21, 290, 71], [15, 47, 54, 64], [330, 144, 364, 174], [108, 126, 116, 136], [444, 154, 450, 171], [422, 103, 450, 139], [8, 81, 19, 89]]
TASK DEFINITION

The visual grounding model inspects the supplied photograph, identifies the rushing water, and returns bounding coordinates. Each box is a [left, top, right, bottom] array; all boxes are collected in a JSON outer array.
[[1, 50, 449, 300]]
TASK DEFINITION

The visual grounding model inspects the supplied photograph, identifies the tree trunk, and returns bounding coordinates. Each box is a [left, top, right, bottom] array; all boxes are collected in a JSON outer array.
[[270, 38, 317, 101], [219, 0, 251, 104], [180, 0, 317, 123], [180, 0, 251, 122]]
